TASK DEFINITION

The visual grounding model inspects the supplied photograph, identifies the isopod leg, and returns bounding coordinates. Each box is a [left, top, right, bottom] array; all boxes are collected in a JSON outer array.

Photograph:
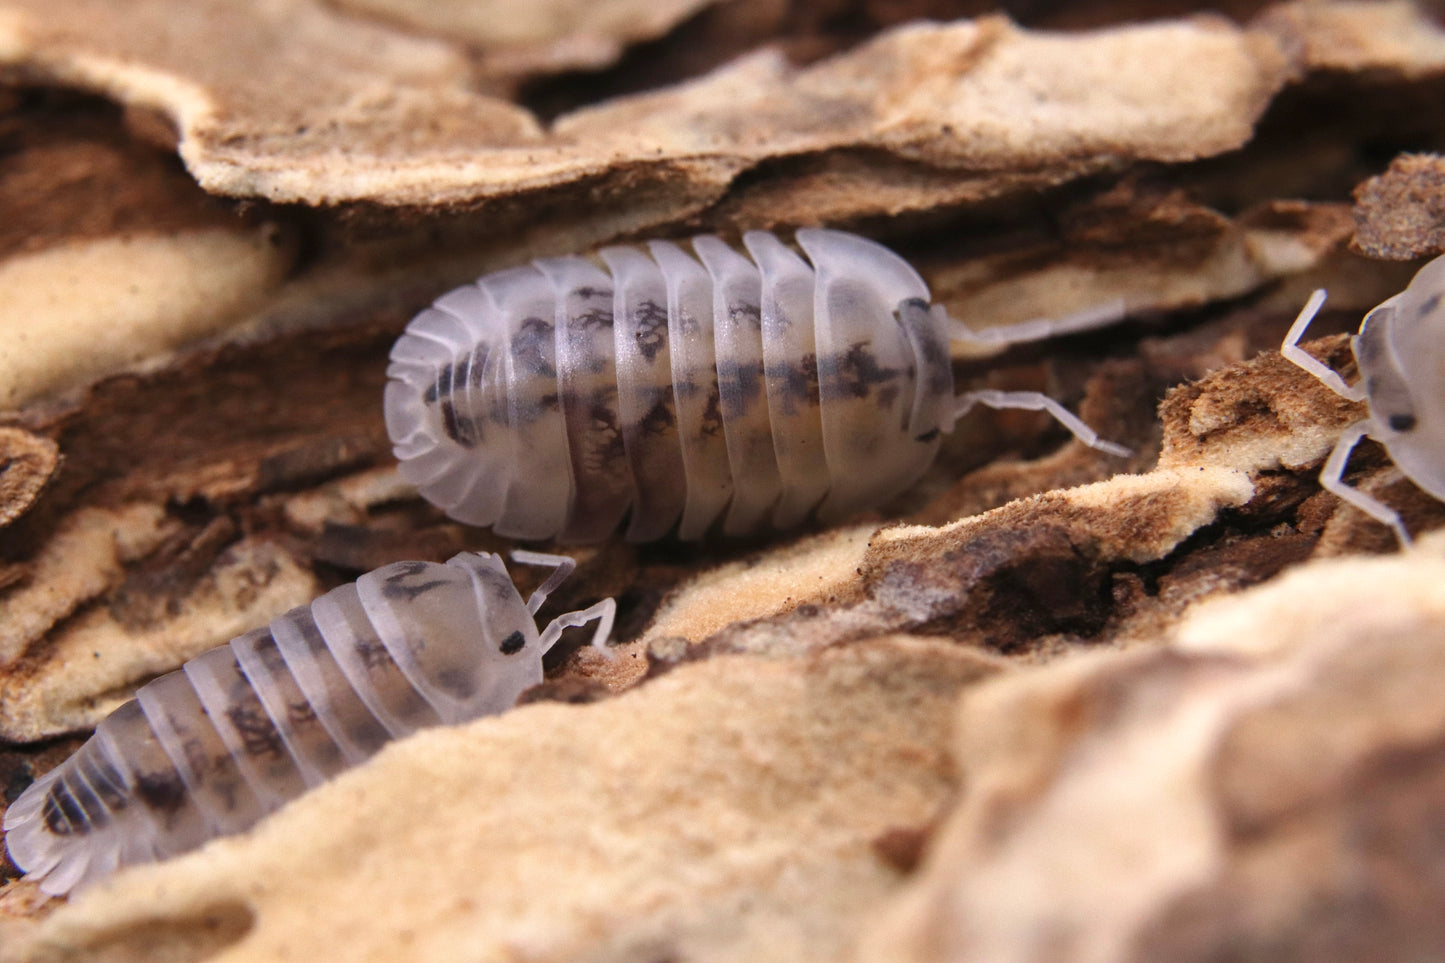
[[952, 389, 1131, 458], [509, 550, 577, 614], [1281, 289, 1368, 402], [944, 298, 1128, 347], [1318, 421, 1412, 546], [537, 599, 617, 660]]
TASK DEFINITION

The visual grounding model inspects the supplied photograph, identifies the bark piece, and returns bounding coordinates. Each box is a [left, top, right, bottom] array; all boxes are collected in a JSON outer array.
[[860, 532, 1445, 963], [0, 428, 58, 528], [1257, 0, 1445, 78], [0, 539, 318, 740], [0, 504, 174, 669], [0, 227, 297, 408], [1351, 152, 1445, 259], [330, 0, 722, 74], [0, 5, 1292, 208]]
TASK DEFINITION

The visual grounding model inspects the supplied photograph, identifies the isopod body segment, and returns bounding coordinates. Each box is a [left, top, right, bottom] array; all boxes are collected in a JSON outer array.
[[385, 229, 1130, 544], [1282, 253, 1445, 544], [2, 551, 614, 897]]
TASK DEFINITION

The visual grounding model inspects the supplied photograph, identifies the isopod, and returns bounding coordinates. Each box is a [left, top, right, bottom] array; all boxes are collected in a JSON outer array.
[[2, 550, 614, 897], [385, 229, 1131, 543], [1282, 252, 1445, 545]]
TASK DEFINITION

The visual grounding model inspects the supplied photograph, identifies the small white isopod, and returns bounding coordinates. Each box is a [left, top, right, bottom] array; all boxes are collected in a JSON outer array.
[[385, 229, 1131, 543], [1282, 253, 1445, 545], [2, 551, 613, 897]]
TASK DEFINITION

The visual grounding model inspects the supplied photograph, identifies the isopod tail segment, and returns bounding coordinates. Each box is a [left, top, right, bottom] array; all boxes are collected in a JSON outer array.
[[896, 298, 1134, 459], [1282, 254, 1445, 547]]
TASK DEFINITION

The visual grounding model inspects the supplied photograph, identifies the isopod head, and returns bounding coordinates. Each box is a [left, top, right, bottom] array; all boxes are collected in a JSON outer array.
[[1352, 254, 1445, 501]]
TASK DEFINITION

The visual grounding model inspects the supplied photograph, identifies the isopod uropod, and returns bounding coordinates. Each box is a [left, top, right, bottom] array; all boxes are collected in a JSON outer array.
[[1283, 253, 1445, 545], [385, 229, 1131, 544], [2, 551, 614, 897]]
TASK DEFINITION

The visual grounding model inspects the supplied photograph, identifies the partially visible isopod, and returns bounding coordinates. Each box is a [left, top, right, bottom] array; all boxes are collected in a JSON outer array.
[[2, 551, 613, 897], [1282, 253, 1445, 545], [385, 229, 1131, 543]]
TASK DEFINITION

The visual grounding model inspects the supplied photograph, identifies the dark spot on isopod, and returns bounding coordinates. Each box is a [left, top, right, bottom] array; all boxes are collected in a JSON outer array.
[[720, 364, 763, 417], [381, 562, 450, 601], [590, 402, 627, 465], [728, 300, 762, 328], [701, 388, 724, 437], [634, 299, 669, 362], [1390, 412, 1418, 432], [285, 699, 318, 729], [500, 630, 526, 655], [227, 704, 287, 759], [1420, 292, 1441, 316], [639, 397, 676, 435], [834, 342, 900, 400], [352, 634, 395, 671], [766, 354, 820, 417], [134, 768, 188, 816], [42, 782, 97, 836], [573, 305, 614, 333], [512, 317, 557, 378]]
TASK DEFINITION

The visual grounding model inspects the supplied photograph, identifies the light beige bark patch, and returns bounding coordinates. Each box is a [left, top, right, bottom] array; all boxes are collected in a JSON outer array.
[[0, 227, 295, 408]]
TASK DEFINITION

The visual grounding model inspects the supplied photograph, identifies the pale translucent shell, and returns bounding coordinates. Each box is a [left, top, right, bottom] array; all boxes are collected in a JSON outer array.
[[1354, 253, 1445, 500], [385, 230, 951, 542], [2, 553, 544, 897]]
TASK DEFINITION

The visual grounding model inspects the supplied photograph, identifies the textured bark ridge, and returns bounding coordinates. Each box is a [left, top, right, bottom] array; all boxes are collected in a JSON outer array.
[[2, 0, 1445, 959]]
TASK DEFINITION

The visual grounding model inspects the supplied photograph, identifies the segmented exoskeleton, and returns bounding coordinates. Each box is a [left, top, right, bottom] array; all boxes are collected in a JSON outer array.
[[385, 229, 1130, 543], [2, 551, 613, 896]]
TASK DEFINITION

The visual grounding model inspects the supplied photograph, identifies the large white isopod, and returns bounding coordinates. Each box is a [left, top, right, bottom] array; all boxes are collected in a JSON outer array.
[[385, 229, 1130, 543]]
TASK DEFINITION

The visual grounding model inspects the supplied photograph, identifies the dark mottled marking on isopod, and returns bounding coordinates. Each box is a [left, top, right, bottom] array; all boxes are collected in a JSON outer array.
[[728, 301, 762, 329], [512, 317, 557, 378], [634, 299, 669, 363], [227, 703, 288, 759], [421, 371, 448, 405], [88, 757, 130, 810], [500, 630, 526, 655], [380, 562, 449, 602], [590, 401, 627, 466], [1420, 292, 1441, 316], [438, 400, 468, 447], [574, 306, 614, 333], [639, 397, 676, 436], [897, 298, 953, 397], [351, 633, 395, 672], [134, 768, 188, 817], [285, 699, 319, 730], [876, 383, 901, 414], [701, 389, 724, 438], [719, 366, 763, 418], [42, 782, 95, 836], [833, 342, 900, 400], [435, 668, 476, 699], [767, 353, 820, 417]]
